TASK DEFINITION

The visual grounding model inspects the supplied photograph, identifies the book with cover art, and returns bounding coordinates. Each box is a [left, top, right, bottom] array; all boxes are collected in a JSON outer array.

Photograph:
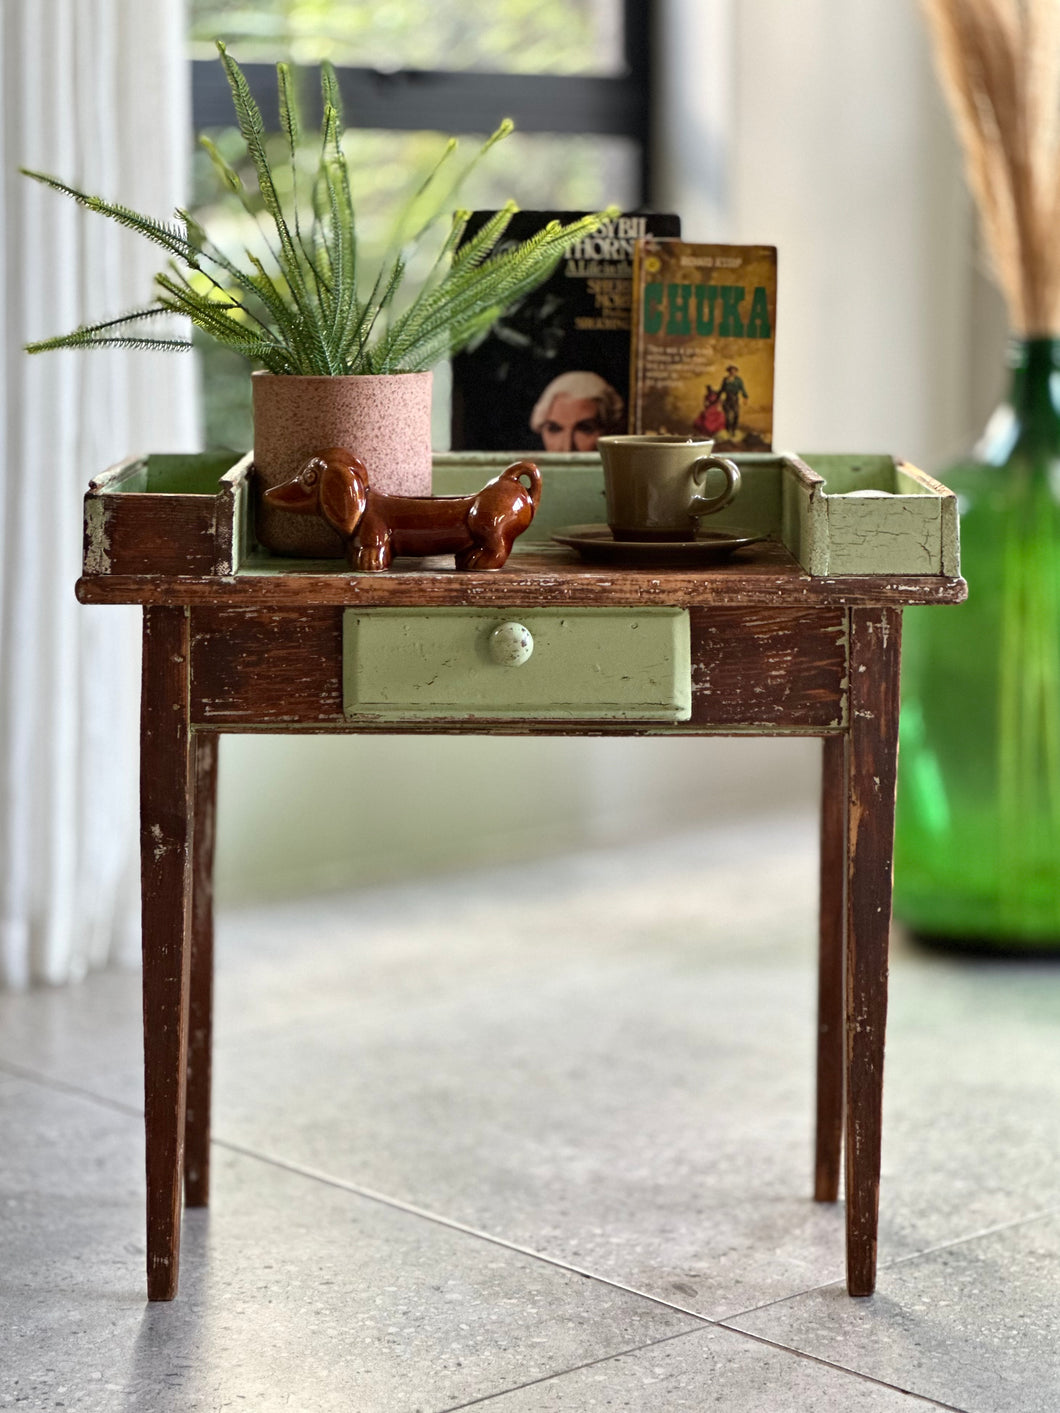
[[450, 210, 681, 452], [629, 240, 777, 452]]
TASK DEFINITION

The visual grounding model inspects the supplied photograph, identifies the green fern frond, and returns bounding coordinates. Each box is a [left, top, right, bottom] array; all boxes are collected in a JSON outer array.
[[349, 255, 406, 365], [181, 208, 210, 268], [353, 131, 454, 355], [155, 268, 272, 342], [277, 63, 302, 164], [195, 139, 293, 296], [188, 328, 292, 369], [378, 212, 610, 371], [156, 280, 292, 371], [20, 167, 197, 263], [325, 114, 357, 333], [401, 121, 512, 253], [279, 68, 335, 319], [388, 137, 459, 251], [23, 46, 615, 377], [155, 275, 244, 334], [316, 103, 360, 360], [214, 42, 286, 238], [276, 62, 307, 256], [242, 253, 326, 371], [381, 207, 472, 347], [320, 59, 344, 130], [175, 207, 309, 357], [481, 117, 515, 157], [199, 136, 243, 195], [25, 305, 176, 354], [449, 202, 517, 273], [215, 42, 319, 331], [40, 335, 194, 353], [307, 186, 336, 308], [376, 201, 517, 366], [391, 306, 502, 374], [176, 207, 252, 286], [446, 119, 514, 217], [164, 239, 276, 341]]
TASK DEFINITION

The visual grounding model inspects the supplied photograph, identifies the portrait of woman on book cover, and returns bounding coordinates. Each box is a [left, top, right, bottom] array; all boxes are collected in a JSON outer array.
[[529, 371, 625, 452]]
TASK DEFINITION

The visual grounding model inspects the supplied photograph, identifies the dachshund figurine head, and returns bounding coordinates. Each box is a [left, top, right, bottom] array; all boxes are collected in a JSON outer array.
[[263, 448, 369, 540]]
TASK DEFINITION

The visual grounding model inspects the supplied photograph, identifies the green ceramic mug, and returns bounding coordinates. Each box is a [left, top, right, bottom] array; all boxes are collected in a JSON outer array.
[[597, 435, 741, 541]]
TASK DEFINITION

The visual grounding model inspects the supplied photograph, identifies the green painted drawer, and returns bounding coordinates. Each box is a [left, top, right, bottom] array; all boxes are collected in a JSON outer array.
[[343, 608, 691, 721]]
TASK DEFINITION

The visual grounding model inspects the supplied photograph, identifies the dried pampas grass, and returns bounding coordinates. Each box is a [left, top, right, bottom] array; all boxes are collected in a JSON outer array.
[[922, 0, 1060, 334]]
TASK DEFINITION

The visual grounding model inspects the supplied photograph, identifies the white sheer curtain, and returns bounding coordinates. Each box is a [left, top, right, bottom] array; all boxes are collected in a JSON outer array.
[[0, 0, 198, 988]]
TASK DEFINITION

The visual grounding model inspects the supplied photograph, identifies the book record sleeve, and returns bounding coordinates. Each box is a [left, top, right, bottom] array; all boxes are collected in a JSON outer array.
[[629, 240, 777, 452], [450, 211, 681, 452]]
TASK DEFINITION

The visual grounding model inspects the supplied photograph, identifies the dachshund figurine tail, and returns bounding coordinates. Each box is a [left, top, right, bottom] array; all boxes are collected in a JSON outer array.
[[498, 460, 543, 511]]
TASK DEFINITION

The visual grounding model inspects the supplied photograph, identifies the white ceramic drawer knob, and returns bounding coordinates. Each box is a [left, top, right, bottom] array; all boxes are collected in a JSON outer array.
[[488, 622, 534, 667]]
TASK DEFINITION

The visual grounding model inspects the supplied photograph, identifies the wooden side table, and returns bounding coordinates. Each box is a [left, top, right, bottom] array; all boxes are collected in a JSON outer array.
[[77, 469, 965, 1304]]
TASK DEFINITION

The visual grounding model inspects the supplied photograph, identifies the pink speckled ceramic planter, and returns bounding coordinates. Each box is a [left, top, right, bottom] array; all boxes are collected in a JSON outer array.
[[252, 370, 433, 556]]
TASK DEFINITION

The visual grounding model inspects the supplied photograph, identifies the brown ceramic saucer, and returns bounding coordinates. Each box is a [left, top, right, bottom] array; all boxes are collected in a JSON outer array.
[[552, 524, 767, 566]]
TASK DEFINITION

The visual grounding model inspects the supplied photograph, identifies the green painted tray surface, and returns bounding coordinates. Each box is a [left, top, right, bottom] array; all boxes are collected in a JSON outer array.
[[781, 452, 959, 576], [100, 449, 960, 579], [111, 451, 243, 496]]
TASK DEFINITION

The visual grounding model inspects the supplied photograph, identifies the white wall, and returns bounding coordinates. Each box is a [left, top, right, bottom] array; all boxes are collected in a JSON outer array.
[[656, 0, 999, 463], [216, 0, 996, 903]]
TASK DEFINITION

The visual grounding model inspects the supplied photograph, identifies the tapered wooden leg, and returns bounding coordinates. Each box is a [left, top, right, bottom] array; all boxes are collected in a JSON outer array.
[[184, 732, 218, 1208], [815, 733, 847, 1202], [844, 607, 902, 1296], [140, 606, 194, 1302]]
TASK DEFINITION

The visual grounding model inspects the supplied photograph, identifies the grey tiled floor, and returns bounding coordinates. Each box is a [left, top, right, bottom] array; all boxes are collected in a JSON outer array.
[[2, 813, 1059, 1411]]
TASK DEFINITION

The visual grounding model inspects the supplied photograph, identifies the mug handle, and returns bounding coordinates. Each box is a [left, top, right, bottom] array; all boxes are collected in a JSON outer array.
[[689, 455, 741, 517]]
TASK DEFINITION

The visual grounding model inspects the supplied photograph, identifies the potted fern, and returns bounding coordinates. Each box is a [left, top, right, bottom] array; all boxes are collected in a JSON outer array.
[[23, 42, 612, 555]]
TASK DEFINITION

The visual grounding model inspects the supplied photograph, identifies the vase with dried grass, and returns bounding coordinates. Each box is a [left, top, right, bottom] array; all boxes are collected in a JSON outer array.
[[895, 0, 1060, 948]]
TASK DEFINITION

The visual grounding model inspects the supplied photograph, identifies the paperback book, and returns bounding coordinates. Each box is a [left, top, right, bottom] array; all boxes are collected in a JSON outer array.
[[629, 239, 778, 451], [450, 210, 681, 452]]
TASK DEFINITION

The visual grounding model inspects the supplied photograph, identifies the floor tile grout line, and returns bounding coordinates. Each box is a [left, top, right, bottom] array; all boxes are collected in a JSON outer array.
[[433, 1328, 714, 1413], [0, 1057, 144, 1119], [876, 1207, 1060, 1273], [710, 1327, 969, 1413], [436, 1321, 966, 1413], [0, 1056, 715, 1325], [212, 1134, 720, 1326], [712, 1203, 1060, 1327]]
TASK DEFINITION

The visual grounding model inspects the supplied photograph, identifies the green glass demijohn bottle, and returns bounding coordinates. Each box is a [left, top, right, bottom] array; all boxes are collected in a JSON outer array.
[[894, 337, 1060, 948]]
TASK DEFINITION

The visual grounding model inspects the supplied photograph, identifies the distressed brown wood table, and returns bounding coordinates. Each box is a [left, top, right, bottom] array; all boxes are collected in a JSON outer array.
[[77, 450, 966, 1302]]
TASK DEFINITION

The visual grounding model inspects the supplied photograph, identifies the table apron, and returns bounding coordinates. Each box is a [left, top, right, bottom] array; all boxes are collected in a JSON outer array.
[[187, 605, 849, 733]]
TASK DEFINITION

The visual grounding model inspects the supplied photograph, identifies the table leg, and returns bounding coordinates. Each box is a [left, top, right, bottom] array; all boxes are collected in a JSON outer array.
[[184, 732, 218, 1208], [140, 606, 194, 1302], [815, 733, 847, 1203], [844, 607, 902, 1296]]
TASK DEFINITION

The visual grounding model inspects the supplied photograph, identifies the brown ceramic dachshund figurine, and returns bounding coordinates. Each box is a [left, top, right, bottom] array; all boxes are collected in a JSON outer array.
[[263, 447, 542, 571]]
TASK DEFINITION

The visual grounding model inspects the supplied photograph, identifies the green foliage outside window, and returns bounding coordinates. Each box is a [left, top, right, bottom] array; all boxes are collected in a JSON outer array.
[[189, 0, 621, 75]]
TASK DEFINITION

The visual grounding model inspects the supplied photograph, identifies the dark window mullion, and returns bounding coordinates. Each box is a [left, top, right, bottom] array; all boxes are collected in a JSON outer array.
[[192, 61, 647, 139], [623, 0, 654, 202]]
